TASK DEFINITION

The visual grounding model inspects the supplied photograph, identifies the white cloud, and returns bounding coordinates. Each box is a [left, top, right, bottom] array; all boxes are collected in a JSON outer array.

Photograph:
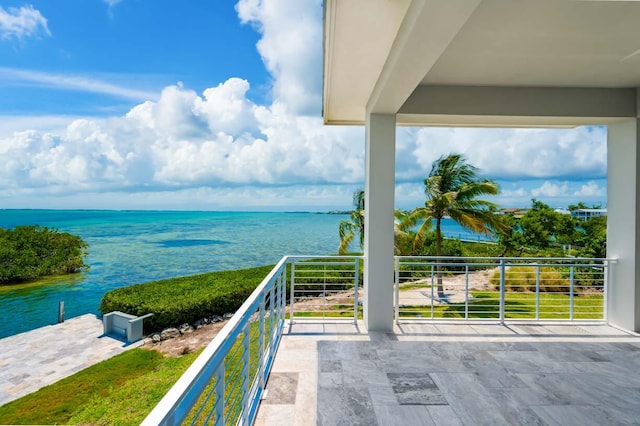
[[104, 0, 124, 7], [0, 115, 86, 138], [236, 0, 322, 115], [501, 187, 529, 198], [574, 180, 606, 197], [0, 79, 364, 197], [0, 0, 609, 210], [0, 68, 158, 101], [531, 181, 569, 197], [409, 126, 606, 181], [0, 5, 50, 41]]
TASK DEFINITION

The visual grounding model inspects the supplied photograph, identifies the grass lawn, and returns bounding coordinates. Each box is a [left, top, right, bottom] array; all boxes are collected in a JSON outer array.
[[399, 290, 604, 320], [0, 348, 200, 425], [291, 290, 604, 321], [0, 316, 280, 425]]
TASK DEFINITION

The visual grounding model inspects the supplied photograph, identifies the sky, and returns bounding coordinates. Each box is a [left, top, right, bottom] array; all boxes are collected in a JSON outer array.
[[0, 0, 607, 212]]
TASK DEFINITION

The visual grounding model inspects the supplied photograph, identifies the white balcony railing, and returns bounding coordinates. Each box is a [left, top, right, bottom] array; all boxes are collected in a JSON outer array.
[[142, 255, 360, 425], [394, 256, 614, 323], [289, 255, 360, 324], [143, 255, 612, 425], [142, 257, 289, 426]]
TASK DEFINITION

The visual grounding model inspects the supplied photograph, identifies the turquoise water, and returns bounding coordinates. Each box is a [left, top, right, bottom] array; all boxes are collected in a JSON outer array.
[[0, 210, 491, 338], [0, 210, 348, 338]]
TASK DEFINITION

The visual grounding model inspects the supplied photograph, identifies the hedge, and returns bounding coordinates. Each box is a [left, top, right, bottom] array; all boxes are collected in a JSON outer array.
[[100, 265, 274, 332]]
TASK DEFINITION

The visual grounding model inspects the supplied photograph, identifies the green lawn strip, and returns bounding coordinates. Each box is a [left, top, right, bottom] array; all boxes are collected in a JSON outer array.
[[0, 348, 179, 425], [289, 303, 363, 319], [69, 349, 201, 425], [398, 291, 604, 320]]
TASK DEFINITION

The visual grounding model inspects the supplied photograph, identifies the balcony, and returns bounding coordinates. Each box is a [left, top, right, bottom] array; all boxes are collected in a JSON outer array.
[[143, 256, 640, 425]]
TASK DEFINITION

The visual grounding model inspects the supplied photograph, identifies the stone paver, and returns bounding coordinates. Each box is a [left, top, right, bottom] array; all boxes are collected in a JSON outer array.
[[255, 322, 640, 426], [0, 314, 143, 406]]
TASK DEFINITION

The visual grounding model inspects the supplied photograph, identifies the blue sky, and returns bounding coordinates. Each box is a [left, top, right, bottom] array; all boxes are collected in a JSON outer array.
[[0, 1, 607, 211]]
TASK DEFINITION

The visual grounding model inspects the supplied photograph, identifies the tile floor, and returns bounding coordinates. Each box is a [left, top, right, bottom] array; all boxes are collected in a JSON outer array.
[[255, 321, 640, 426]]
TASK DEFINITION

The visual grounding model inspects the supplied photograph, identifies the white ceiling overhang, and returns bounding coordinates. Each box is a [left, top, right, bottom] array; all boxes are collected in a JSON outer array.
[[323, 0, 640, 127]]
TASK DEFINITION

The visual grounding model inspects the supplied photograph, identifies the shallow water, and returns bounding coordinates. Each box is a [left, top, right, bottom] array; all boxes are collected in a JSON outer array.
[[0, 210, 346, 338], [0, 209, 491, 338]]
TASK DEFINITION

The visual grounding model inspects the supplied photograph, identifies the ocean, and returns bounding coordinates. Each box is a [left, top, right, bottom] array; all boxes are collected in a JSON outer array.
[[0, 210, 492, 338]]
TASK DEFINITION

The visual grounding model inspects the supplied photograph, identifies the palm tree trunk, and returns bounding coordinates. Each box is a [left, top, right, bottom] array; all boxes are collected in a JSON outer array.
[[435, 217, 445, 299]]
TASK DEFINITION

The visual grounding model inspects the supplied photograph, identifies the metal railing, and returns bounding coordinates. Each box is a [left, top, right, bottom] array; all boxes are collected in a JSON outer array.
[[142, 255, 361, 425], [143, 255, 613, 425], [288, 256, 360, 324], [142, 257, 288, 426], [394, 256, 614, 323]]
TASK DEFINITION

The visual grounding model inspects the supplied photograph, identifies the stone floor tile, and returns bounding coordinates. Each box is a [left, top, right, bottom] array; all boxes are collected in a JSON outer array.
[[317, 386, 377, 426], [262, 372, 298, 405], [429, 372, 512, 426], [367, 385, 399, 406], [373, 404, 435, 426], [426, 405, 463, 426], [387, 373, 447, 405], [531, 404, 623, 426], [254, 404, 295, 426]]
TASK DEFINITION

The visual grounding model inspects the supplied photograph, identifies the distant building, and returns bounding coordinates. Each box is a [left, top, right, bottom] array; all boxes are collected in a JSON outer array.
[[571, 208, 607, 221]]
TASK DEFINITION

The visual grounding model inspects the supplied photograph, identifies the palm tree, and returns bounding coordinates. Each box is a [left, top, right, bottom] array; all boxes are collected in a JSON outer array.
[[404, 153, 505, 298], [394, 209, 429, 255], [338, 190, 365, 255]]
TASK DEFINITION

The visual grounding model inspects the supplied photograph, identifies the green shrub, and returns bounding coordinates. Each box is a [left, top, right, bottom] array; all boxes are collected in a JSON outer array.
[[490, 266, 568, 293], [0, 226, 88, 284], [100, 265, 274, 332]]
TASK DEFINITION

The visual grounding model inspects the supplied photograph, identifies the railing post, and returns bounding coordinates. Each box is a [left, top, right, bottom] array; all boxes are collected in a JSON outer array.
[[499, 259, 506, 324], [430, 264, 435, 319], [241, 326, 251, 425], [322, 263, 327, 320], [258, 296, 266, 390], [603, 260, 609, 322], [354, 258, 360, 324], [394, 257, 400, 322], [535, 264, 540, 320], [213, 365, 225, 425], [569, 266, 575, 321], [281, 265, 287, 324], [464, 265, 469, 320], [269, 283, 275, 341], [289, 261, 296, 324]]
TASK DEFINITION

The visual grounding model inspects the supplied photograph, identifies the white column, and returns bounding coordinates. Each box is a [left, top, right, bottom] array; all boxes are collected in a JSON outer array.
[[607, 117, 640, 332], [364, 113, 396, 331]]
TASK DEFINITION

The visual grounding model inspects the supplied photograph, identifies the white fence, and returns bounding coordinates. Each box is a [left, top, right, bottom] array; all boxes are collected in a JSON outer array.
[[394, 257, 613, 323]]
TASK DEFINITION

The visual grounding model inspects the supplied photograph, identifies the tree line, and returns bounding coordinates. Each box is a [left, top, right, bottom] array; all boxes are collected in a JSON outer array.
[[0, 226, 88, 284], [338, 153, 606, 260]]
